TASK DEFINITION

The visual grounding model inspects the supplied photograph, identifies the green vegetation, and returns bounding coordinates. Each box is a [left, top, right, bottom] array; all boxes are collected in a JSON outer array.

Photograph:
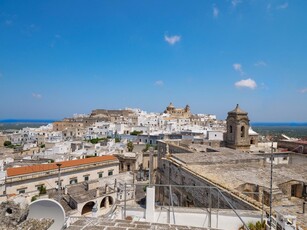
[[31, 195, 38, 202], [142, 144, 157, 152], [38, 185, 47, 195], [238, 221, 265, 230], [130, 130, 143, 136], [142, 144, 151, 152], [40, 144, 45, 148], [4, 141, 11, 146], [127, 141, 134, 152], [88, 137, 108, 144], [115, 137, 121, 143], [3, 141, 16, 148]]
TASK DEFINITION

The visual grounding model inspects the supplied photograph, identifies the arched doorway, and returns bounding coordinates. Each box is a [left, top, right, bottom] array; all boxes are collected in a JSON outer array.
[[100, 197, 107, 208], [82, 201, 95, 215], [100, 196, 114, 209], [109, 196, 114, 205]]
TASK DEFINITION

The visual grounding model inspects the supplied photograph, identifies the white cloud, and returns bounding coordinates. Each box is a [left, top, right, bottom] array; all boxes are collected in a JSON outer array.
[[235, 78, 257, 89], [254, 61, 267, 67], [299, 88, 307, 94], [32, 93, 42, 99], [233, 63, 244, 75], [277, 2, 288, 9], [232, 0, 241, 7], [154, 80, 164, 86], [213, 6, 219, 18], [164, 35, 181, 45]]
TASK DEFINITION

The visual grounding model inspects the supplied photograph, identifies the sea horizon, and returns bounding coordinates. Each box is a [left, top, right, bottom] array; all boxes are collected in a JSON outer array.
[[0, 119, 58, 123]]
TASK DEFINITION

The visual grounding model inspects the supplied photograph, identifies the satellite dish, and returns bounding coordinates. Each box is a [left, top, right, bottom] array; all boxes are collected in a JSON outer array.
[[28, 199, 65, 230]]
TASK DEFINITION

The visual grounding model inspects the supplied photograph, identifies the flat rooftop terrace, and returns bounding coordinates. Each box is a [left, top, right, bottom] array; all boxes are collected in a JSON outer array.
[[173, 151, 263, 165], [169, 143, 307, 228], [67, 218, 209, 230]]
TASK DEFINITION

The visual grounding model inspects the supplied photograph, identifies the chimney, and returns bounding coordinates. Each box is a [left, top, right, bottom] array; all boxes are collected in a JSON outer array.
[[96, 188, 99, 197]]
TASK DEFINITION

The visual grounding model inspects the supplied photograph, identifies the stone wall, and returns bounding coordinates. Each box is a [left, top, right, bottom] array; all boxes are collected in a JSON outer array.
[[156, 158, 256, 210], [278, 141, 307, 154]]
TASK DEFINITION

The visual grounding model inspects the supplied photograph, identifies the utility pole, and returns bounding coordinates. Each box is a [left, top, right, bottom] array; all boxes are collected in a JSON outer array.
[[56, 163, 62, 202], [149, 147, 154, 187], [269, 141, 273, 230]]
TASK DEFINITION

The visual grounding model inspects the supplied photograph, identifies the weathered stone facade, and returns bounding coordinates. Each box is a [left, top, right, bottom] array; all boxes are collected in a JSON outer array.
[[164, 103, 191, 118], [225, 104, 251, 150], [278, 140, 307, 154], [0, 201, 29, 229], [156, 141, 257, 210]]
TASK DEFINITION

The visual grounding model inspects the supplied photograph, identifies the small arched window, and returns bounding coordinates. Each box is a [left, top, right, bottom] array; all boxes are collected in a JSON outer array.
[[241, 126, 245, 137], [229, 125, 233, 133]]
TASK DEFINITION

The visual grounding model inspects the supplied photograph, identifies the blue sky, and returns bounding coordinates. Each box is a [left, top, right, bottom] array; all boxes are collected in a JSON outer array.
[[0, 0, 306, 122]]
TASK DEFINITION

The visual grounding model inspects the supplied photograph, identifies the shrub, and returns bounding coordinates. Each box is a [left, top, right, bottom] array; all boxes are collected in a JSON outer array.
[[31, 195, 38, 202], [115, 137, 121, 143], [4, 141, 12, 147], [127, 141, 134, 152], [130, 130, 143, 136], [39, 185, 47, 195], [142, 144, 151, 152]]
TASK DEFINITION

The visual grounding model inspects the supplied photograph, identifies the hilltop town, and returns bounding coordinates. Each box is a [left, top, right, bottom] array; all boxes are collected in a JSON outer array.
[[0, 104, 306, 230]]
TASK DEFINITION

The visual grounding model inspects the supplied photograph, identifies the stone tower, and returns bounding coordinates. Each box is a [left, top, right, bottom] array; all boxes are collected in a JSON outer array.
[[225, 104, 250, 150]]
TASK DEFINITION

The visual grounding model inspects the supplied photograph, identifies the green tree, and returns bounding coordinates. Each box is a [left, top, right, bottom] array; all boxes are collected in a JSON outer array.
[[142, 144, 151, 152], [4, 141, 12, 147], [39, 185, 47, 195], [115, 137, 121, 143], [130, 130, 143, 135], [127, 141, 134, 152]]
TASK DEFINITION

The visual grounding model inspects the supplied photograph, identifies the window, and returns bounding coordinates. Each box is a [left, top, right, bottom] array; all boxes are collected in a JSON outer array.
[[17, 188, 26, 194], [98, 172, 103, 178], [241, 126, 245, 137], [229, 125, 233, 133], [108, 170, 113, 176], [127, 164, 131, 171], [70, 178, 78, 184], [84, 175, 90, 181]]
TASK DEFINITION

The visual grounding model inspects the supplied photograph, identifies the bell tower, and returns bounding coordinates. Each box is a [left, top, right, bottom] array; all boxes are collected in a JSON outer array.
[[226, 104, 250, 150]]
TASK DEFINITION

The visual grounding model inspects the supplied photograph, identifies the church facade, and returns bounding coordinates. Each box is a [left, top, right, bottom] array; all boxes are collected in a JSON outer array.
[[164, 102, 191, 118]]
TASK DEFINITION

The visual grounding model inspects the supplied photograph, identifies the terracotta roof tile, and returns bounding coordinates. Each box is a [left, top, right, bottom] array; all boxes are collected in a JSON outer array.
[[7, 155, 118, 177]]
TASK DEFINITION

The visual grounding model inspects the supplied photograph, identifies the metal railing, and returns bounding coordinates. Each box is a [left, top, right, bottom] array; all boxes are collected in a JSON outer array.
[[119, 183, 261, 230]]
